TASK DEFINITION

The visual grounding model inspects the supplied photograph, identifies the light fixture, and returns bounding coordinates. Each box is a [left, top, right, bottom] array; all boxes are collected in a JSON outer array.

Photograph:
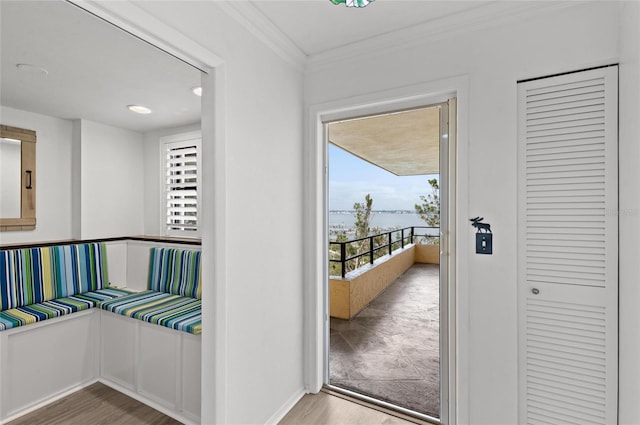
[[127, 104, 152, 114], [16, 63, 49, 76], [192, 86, 202, 97], [331, 0, 374, 7]]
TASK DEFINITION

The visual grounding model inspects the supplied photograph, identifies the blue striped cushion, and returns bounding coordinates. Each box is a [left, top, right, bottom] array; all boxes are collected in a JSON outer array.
[[100, 290, 202, 335], [75, 287, 135, 303], [0, 287, 131, 331], [148, 248, 201, 299], [0, 243, 110, 310]]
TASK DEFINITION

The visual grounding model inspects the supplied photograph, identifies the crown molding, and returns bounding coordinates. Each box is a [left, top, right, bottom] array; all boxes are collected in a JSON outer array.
[[69, 0, 223, 70], [305, 1, 587, 73], [216, 1, 307, 72]]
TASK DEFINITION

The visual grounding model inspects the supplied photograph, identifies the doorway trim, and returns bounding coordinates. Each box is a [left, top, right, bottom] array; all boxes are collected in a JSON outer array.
[[304, 75, 470, 424]]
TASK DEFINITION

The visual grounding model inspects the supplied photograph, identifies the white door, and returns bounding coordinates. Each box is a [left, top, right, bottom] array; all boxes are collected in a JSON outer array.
[[517, 66, 618, 425]]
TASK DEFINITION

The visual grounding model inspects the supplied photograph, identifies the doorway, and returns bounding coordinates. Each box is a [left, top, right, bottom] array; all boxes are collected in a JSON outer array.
[[324, 100, 454, 423]]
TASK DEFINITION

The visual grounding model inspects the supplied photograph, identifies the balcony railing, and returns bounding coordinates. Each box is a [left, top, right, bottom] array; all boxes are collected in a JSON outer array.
[[329, 226, 439, 278]]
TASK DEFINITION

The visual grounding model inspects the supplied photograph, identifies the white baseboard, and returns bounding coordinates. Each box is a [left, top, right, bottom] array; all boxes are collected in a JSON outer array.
[[98, 379, 198, 425], [0, 379, 98, 425], [264, 387, 306, 425]]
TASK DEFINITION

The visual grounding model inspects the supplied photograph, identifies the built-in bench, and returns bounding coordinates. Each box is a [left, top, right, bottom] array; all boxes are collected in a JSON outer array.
[[100, 247, 202, 335], [0, 241, 202, 425], [99, 246, 202, 424], [0, 243, 132, 330]]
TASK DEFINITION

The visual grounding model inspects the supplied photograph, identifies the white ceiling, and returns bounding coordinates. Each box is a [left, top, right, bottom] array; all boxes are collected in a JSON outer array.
[[1, 1, 202, 133], [0, 0, 504, 134], [250, 0, 492, 56]]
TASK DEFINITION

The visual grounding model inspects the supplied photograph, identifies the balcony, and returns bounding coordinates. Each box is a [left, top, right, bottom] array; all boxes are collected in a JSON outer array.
[[328, 228, 440, 418], [329, 227, 438, 320], [330, 262, 440, 418]]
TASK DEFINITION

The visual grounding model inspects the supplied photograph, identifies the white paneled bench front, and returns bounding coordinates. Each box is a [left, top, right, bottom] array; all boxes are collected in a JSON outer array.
[[0, 243, 202, 425], [99, 247, 202, 424], [0, 242, 132, 423]]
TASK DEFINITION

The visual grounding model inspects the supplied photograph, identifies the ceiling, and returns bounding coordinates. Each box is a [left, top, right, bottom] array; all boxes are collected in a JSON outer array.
[[250, 0, 493, 56], [328, 106, 441, 176], [0, 0, 498, 135], [1, 1, 202, 133]]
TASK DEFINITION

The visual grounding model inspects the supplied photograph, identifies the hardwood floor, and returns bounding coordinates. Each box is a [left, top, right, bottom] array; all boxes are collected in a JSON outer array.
[[279, 391, 419, 425], [7, 382, 180, 425], [7, 382, 422, 425]]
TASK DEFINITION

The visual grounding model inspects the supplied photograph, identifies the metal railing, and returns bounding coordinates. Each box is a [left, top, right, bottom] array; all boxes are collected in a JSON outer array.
[[329, 226, 439, 278]]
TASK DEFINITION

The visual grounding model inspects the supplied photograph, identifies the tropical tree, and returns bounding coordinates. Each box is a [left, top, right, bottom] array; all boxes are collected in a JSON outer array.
[[415, 178, 440, 244], [329, 194, 381, 276], [353, 193, 373, 238], [352, 194, 375, 269]]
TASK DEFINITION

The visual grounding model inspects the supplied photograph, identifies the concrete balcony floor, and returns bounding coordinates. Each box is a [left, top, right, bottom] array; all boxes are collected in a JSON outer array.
[[329, 263, 440, 418]]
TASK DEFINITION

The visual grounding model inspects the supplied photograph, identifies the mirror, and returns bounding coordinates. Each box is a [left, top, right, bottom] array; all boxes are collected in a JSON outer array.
[[0, 138, 22, 218], [0, 125, 36, 231]]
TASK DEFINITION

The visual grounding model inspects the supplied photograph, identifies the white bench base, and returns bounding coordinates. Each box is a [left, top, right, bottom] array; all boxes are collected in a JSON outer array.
[[100, 311, 201, 424], [0, 309, 201, 424]]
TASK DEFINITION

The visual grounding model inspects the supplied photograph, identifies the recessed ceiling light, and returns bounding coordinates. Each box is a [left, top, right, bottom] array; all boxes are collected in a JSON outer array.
[[127, 105, 152, 114], [192, 86, 202, 97], [16, 63, 48, 76]]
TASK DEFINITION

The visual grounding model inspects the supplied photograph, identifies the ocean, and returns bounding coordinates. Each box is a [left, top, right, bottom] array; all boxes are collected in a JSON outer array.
[[329, 212, 438, 236]]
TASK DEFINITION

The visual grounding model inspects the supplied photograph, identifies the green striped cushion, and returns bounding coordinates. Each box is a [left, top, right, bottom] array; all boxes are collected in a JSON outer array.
[[148, 248, 201, 299], [100, 290, 202, 335], [0, 287, 132, 331], [0, 243, 110, 310], [74, 287, 136, 303]]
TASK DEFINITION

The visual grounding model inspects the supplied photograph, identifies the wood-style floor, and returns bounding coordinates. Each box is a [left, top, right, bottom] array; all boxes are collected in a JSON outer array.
[[7, 382, 180, 425], [279, 391, 419, 425], [8, 382, 421, 425]]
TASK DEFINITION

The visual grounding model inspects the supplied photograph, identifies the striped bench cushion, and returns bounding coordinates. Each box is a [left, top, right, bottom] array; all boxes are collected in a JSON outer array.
[[148, 248, 201, 299], [0, 288, 133, 331], [0, 243, 110, 310], [100, 290, 202, 335]]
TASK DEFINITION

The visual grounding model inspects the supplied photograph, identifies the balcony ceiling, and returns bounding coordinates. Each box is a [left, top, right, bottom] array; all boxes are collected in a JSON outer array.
[[328, 106, 440, 176]]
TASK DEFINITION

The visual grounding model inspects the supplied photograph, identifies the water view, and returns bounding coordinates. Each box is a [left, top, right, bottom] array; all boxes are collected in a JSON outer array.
[[329, 211, 437, 239]]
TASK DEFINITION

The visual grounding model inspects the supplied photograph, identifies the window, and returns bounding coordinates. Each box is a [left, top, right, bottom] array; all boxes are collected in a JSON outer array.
[[162, 131, 201, 237]]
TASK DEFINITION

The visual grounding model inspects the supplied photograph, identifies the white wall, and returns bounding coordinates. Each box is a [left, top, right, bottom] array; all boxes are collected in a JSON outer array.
[[0, 106, 73, 244], [305, 3, 627, 424], [130, 2, 305, 424], [618, 2, 640, 424], [0, 109, 146, 244], [142, 123, 200, 236], [75, 119, 144, 239]]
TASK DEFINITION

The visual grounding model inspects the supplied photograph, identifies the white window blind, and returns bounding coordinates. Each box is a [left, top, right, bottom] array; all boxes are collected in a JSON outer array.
[[163, 133, 201, 236], [517, 66, 618, 425]]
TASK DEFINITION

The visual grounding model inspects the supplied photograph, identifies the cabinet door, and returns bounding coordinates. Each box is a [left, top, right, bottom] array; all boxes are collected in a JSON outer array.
[[518, 66, 618, 425]]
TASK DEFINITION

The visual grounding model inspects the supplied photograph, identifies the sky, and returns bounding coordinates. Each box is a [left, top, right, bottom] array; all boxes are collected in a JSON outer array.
[[328, 144, 438, 211]]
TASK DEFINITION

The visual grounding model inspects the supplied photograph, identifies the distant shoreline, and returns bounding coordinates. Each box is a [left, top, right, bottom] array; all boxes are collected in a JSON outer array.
[[329, 210, 415, 214], [328, 211, 436, 241]]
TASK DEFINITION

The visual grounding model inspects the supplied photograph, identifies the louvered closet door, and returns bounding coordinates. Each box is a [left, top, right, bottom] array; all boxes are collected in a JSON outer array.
[[517, 66, 618, 425]]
